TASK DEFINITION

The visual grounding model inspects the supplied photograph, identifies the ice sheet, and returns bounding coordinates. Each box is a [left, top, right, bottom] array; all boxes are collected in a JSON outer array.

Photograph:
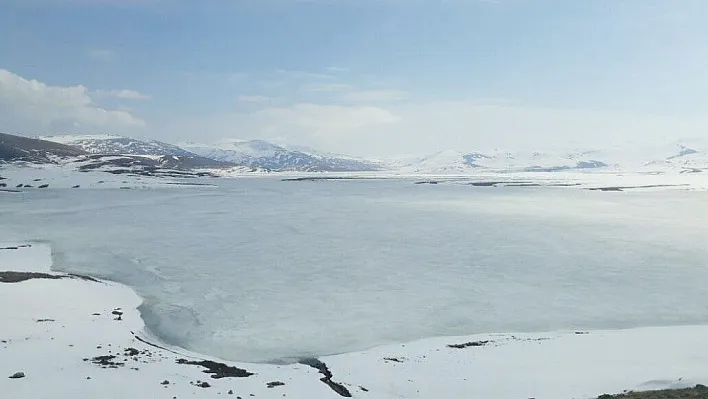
[[2, 179, 708, 363]]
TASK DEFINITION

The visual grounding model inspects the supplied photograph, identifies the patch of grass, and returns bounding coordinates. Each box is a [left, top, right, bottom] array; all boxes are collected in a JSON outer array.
[[597, 385, 708, 399]]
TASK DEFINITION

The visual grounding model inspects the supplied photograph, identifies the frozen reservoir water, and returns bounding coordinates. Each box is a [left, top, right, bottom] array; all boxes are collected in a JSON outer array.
[[2, 178, 708, 363]]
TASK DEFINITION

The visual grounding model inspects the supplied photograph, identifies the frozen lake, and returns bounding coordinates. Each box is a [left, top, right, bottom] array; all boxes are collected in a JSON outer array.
[[2, 178, 708, 363]]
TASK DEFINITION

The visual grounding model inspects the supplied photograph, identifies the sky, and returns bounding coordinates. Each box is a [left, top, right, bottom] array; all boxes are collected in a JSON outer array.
[[1, 0, 708, 157]]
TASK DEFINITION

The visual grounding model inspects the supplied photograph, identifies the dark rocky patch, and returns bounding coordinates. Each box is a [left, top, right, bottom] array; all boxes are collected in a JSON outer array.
[[267, 381, 285, 388], [597, 384, 708, 398], [575, 331, 589, 335], [384, 357, 403, 363], [0, 271, 98, 283], [504, 183, 542, 187], [447, 340, 490, 349], [165, 182, 219, 187], [360, 386, 369, 392], [587, 184, 689, 192], [67, 273, 101, 283], [176, 359, 254, 379], [124, 348, 140, 356], [191, 380, 211, 388], [161, 380, 170, 385], [87, 355, 125, 368], [8, 372, 25, 379], [72, 185, 81, 188], [469, 181, 503, 187], [37, 184, 49, 188], [282, 176, 379, 182], [299, 358, 352, 397], [36, 319, 55, 323]]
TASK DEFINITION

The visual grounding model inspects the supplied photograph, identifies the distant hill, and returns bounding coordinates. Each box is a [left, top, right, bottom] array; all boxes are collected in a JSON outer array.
[[41, 134, 234, 170], [182, 139, 383, 172], [43, 135, 199, 157], [0, 133, 87, 163]]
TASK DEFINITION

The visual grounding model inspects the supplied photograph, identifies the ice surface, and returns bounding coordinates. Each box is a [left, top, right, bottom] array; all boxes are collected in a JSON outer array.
[[2, 179, 708, 363]]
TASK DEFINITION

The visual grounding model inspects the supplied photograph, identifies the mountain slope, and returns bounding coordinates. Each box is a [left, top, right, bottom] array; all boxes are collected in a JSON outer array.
[[43, 135, 198, 157], [183, 140, 382, 172], [42, 135, 235, 169], [0, 133, 87, 163]]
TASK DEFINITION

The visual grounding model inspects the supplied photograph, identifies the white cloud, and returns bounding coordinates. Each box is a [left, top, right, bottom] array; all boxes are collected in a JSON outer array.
[[303, 83, 351, 92], [93, 89, 151, 100], [167, 103, 398, 148], [170, 100, 708, 157], [252, 103, 398, 137], [0, 69, 145, 134], [329, 101, 708, 156], [275, 69, 334, 80], [88, 49, 117, 62], [342, 90, 408, 102], [325, 66, 349, 73], [237, 95, 275, 104]]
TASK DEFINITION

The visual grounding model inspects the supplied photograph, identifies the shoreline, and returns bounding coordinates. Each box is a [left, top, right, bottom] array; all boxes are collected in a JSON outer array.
[[3, 243, 708, 399]]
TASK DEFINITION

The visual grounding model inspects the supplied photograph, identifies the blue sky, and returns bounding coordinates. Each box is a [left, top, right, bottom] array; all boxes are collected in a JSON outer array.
[[1, 0, 707, 156]]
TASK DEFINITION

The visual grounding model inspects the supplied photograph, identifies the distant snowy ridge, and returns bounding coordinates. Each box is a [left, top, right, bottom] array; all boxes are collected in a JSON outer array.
[[399, 141, 708, 174], [399, 149, 612, 174], [9, 133, 708, 175], [182, 139, 383, 172], [42, 134, 199, 157]]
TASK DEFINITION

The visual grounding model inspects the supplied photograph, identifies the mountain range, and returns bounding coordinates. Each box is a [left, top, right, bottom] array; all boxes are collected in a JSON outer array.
[[1, 132, 707, 175]]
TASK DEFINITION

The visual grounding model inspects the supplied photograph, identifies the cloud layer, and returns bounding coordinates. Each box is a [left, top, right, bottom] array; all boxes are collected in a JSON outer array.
[[0, 69, 145, 134]]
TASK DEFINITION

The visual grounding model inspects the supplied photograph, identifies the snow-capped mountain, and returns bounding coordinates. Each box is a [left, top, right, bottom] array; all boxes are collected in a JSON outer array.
[[182, 140, 383, 172], [42, 135, 198, 157], [0, 133, 236, 178], [399, 149, 611, 174], [7, 132, 707, 176], [40, 134, 236, 170], [397, 150, 486, 174], [398, 141, 708, 175]]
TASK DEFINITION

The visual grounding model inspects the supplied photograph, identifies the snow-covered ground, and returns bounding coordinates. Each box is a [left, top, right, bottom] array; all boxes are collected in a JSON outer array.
[[3, 243, 708, 399], [0, 162, 224, 190]]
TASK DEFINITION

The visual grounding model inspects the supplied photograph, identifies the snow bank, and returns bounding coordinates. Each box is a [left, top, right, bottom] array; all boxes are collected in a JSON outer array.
[[2, 243, 708, 399]]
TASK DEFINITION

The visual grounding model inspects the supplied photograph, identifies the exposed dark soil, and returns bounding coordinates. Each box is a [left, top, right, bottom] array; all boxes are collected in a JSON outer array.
[[597, 385, 708, 398], [0, 271, 99, 284], [299, 358, 352, 397], [266, 381, 285, 388], [587, 184, 689, 192], [176, 359, 254, 379], [0, 244, 32, 250], [87, 355, 125, 369], [447, 340, 490, 349]]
